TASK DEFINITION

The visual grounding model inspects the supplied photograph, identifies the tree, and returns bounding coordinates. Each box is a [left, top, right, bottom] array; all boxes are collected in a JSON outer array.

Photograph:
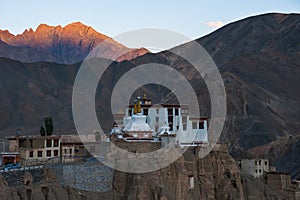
[[40, 126, 45, 136], [45, 117, 53, 136]]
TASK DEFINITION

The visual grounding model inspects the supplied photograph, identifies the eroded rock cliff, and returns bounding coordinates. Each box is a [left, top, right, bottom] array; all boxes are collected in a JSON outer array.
[[111, 145, 283, 200]]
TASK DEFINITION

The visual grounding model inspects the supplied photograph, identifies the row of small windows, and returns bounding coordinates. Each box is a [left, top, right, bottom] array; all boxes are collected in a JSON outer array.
[[29, 150, 59, 158], [255, 160, 268, 166], [63, 148, 73, 154], [128, 108, 181, 116], [46, 139, 59, 148], [192, 122, 205, 129], [127, 108, 205, 131], [255, 169, 262, 173], [167, 108, 179, 116]]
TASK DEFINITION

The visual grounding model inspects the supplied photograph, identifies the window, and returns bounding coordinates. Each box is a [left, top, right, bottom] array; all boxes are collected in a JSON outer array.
[[156, 117, 159, 123], [255, 160, 257, 165], [182, 116, 187, 123], [168, 115, 173, 131], [38, 151, 43, 157], [46, 139, 52, 147], [259, 160, 261, 165], [182, 109, 188, 114], [29, 151, 34, 158], [176, 125, 179, 130], [156, 109, 159, 114], [54, 150, 58, 156], [168, 116, 173, 124], [53, 139, 59, 147], [169, 124, 173, 131], [64, 149, 67, 154], [175, 108, 179, 116], [265, 161, 268, 165], [255, 169, 257, 173], [69, 149, 73, 154], [192, 122, 197, 129], [183, 124, 187, 131], [128, 109, 132, 116], [168, 108, 173, 115], [189, 176, 194, 189], [46, 150, 51, 157], [143, 109, 148, 115], [259, 169, 261, 173], [199, 122, 204, 129]]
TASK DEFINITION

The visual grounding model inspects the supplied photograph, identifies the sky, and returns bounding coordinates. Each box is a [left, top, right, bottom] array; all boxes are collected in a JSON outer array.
[[0, 0, 299, 45]]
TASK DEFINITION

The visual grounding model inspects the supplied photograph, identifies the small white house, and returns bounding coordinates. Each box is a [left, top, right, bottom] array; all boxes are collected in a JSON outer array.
[[239, 159, 270, 178]]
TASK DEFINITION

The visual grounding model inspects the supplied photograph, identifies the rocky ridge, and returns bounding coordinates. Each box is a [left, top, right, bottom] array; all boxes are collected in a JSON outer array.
[[0, 22, 148, 64]]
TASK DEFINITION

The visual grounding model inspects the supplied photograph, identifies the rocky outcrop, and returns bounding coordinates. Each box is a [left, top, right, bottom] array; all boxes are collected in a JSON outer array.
[[0, 22, 148, 64], [111, 145, 283, 200], [241, 174, 285, 200]]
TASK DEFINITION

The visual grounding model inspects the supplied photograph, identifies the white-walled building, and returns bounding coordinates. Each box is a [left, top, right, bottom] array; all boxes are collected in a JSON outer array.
[[110, 95, 209, 146], [239, 159, 270, 178]]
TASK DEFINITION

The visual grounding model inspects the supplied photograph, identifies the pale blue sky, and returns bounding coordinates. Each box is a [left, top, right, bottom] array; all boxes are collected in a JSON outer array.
[[1, 0, 299, 41]]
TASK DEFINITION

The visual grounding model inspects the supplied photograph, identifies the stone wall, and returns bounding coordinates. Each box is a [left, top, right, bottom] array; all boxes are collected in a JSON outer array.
[[0, 159, 114, 193], [46, 159, 113, 192], [1, 167, 44, 186], [113, 140, 161, 153]]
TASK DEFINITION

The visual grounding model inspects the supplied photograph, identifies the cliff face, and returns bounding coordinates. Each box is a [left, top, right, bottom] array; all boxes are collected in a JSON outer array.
[[112, 145, 283, 200], [113, 145, 243, 200]]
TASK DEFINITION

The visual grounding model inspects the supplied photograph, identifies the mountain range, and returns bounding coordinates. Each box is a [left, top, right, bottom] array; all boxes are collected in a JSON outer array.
[[0, 13, 299, 179], [0, 22, 148, 63]]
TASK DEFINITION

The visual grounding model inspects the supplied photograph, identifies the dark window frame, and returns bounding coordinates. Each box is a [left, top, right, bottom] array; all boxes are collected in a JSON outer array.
[[175, 108, 179, 115], [53, 139, 59, 147], [183, 124, 187, 131], [46, 139, 52, 148], [46, 150, 51, 157], [192, 122, 197, 129], [168, 108, 173, 116], [37, 151, 43, 157], [199, 122, 204, 129], [143, 109, 148, 115]]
